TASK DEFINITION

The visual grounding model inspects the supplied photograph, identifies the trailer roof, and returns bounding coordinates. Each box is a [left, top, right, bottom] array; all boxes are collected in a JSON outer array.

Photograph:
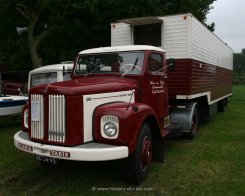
[[79, 45, 165, 54], [118, 16, 162, 26]]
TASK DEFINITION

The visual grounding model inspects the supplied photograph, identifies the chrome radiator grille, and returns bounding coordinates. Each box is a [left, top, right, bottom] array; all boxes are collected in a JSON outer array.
[[31, 94, 44, 139], [48, 95, 66, 143]]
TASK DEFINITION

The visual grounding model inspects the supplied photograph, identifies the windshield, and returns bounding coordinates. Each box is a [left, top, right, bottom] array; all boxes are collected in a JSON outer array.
[[30, 71, 72, 88], [31, 72, 57, 87], [75, 51, 144, 76], [31, 72, 58, 88]]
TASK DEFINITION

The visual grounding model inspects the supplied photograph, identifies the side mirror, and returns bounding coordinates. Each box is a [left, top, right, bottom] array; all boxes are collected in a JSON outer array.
[[167, 58, 175, 71]]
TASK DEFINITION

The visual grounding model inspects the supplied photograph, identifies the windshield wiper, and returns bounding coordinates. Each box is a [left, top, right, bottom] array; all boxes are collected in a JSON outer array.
[[121, 57, 139, 77]]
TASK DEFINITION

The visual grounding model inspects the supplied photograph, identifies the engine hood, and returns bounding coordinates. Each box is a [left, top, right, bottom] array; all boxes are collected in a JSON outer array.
[[29, 76, 140, 96]]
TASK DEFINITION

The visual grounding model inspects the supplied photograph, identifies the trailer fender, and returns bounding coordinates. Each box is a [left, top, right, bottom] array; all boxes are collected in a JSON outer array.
[[93, 102, 163, 159], [170, 102, 199, 132]]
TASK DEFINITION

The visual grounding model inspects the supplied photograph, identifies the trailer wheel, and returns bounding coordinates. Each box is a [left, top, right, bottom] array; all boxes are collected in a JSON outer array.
[[218, 98, 227, 112], [126, 123, 152, 185], [187, 107, 199, 140]]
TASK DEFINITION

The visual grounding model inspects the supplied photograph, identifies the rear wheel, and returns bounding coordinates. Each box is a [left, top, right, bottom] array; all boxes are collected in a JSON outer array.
[[126, 123, 152, 185]]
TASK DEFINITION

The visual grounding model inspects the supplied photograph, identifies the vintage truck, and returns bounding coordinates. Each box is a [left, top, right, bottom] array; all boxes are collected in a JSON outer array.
[[14, 14, 233, 184]]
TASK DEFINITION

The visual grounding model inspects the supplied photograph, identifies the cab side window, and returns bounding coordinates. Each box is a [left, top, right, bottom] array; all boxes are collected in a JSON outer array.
[[148, 54, 163, 73]]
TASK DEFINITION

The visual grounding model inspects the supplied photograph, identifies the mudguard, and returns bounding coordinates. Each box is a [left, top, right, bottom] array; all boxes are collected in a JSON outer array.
[[170, 102, 198, 132]]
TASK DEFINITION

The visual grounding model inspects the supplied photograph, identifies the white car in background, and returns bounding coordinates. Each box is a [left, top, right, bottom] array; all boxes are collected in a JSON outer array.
[[0, 62, 74, 117], [28, 61, 73, 90]]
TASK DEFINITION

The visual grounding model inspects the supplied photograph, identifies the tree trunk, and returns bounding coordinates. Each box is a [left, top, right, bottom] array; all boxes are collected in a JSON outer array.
[[28, 42, 42, 69], [27, 12, 43, 69], [16, 1, 47, 69]]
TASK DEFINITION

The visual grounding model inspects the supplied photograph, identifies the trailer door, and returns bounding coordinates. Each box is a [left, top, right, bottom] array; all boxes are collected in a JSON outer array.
[[133, 23, 162, 47]]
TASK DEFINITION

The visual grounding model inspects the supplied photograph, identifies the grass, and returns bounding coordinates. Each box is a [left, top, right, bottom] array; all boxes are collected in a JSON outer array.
[[0, 85, 245, 195]]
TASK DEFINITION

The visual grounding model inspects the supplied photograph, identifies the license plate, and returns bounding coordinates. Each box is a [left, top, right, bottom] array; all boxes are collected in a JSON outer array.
[[35, 155, 57, 164]]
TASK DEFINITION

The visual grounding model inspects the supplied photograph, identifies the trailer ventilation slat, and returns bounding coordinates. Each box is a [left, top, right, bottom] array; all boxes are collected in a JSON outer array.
[[31, 94, 44, 139], [48, 95, 66, 143]]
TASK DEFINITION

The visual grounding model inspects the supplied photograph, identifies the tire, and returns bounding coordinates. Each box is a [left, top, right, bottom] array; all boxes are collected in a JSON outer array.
[[187, 107, 199, 140], [218, 98, 227, 112], [126, 123, 152, 185]]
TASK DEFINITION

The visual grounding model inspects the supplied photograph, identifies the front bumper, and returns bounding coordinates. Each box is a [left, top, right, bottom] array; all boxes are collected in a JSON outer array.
[[14, 131, 129, 161]]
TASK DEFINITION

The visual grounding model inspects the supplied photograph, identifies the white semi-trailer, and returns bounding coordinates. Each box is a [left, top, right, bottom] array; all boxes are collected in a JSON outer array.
[[111, 13, 233, 117]]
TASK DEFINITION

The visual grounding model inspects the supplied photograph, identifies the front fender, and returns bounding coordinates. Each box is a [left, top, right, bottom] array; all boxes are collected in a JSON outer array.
[[93, 102, 158, 154]]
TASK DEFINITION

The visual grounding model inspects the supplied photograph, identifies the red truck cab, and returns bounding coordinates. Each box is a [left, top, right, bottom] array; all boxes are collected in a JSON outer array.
[[14, 45, 197, 184]]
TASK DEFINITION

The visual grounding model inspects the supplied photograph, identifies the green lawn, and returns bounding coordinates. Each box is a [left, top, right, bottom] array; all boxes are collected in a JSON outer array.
[[0, 85, 245, 195]]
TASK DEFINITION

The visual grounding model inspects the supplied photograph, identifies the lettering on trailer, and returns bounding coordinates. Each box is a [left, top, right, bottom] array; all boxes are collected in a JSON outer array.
[[50, 150, 70, 158], [205, 64, 216, 74]]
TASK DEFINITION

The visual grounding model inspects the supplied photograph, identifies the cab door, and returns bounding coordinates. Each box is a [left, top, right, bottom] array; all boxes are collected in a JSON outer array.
[[142, 52, 169, 126]]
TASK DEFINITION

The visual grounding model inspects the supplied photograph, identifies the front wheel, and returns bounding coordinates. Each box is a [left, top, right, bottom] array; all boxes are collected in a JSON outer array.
[[126, 123, 152, 185]]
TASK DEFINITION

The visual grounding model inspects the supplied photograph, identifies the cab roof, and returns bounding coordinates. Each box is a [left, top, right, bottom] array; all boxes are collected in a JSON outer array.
[[30, 62, 73, 74], [79, 45, 165, 54]]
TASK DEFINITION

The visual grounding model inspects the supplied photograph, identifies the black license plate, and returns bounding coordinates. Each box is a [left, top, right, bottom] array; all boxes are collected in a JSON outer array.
[[35, 155, 57, 164]]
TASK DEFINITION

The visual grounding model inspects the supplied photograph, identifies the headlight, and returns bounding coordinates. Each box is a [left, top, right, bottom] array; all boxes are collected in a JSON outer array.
[[24, 109, 28, 128], [101, 115, 119, 139], [104, 122, 117, 137]]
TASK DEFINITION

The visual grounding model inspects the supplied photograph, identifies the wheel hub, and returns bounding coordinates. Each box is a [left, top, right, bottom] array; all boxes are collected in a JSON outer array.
[[141, 136, 152, 169]]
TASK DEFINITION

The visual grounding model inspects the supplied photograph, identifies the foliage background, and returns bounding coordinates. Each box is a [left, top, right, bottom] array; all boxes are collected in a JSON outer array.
[[0, 0, 216, 71], [233, 49, 245, 77]]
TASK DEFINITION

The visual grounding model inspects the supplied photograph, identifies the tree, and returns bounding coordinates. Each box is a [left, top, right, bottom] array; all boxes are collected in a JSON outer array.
[[15, 1, 47, 69], [0, 0, 217, 70], [242, 49, 245, 56], [14, 0, 77, 69], [0, 0, 30, 70], [233, 49, 245, 77]]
